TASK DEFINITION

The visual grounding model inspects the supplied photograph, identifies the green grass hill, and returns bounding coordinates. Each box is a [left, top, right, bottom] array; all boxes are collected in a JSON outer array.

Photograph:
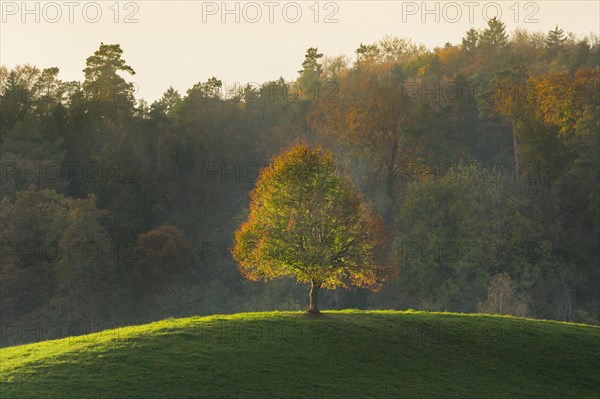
[[1, 310, 598, 398]]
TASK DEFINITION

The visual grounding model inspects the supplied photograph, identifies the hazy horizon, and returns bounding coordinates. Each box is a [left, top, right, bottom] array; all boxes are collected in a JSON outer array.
[[2, 1, 599, 102]]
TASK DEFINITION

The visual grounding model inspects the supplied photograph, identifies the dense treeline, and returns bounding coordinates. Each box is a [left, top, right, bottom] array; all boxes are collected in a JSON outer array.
[[1, 19, 598, 345]]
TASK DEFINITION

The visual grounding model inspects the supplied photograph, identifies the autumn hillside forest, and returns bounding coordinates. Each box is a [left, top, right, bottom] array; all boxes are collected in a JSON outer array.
[[1, 18, 599, 346]]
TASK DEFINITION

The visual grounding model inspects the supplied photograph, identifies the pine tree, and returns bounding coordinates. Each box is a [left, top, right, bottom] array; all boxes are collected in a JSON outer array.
[[545, 26, 566, 49], [297, 47, 323, 100], [479, 17, 508, 51], [461, 28, 479, 53], [82, 43, 136, 117]]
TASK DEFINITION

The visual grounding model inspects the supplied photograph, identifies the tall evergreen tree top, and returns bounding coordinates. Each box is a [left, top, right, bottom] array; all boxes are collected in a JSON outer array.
[[546, 26, 566, 48], [480, 18, 508, 50]]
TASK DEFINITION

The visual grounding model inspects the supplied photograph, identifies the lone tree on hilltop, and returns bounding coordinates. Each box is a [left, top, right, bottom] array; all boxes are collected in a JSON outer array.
[[232, 144, 389, 315]]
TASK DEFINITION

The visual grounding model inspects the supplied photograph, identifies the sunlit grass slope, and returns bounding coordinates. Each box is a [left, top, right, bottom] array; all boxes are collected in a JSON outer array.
[[1, 310, 598, 398]]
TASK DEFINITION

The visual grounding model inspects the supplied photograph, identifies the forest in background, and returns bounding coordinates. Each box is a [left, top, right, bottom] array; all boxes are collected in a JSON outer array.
[[1, 18, 598, 346]]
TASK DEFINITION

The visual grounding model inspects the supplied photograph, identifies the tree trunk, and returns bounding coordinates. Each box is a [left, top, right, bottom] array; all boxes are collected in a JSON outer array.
[[512, 121, 519, 192], [307, 280, 321, 315], [386, 135, 398, 202]]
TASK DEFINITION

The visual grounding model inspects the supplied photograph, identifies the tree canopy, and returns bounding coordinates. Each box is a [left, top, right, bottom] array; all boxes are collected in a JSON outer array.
[[232, 144, 388, 313]]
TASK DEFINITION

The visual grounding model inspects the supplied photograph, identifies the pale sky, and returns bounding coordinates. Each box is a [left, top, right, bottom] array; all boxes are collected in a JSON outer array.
[[1, 1, 599, 102]]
